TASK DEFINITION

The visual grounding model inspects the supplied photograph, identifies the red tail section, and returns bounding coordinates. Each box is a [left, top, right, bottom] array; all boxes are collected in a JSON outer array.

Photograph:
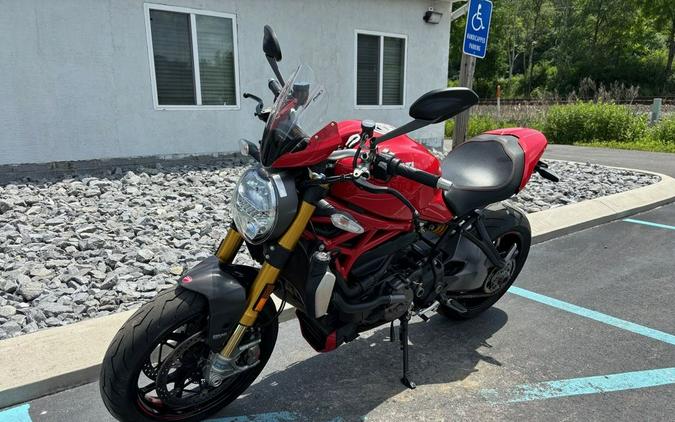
[[486, 128, 548, 189]]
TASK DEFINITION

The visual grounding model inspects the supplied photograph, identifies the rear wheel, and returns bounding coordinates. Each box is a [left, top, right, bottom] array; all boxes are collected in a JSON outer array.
[[438, 205, 531, 320], [100, 287, 278, 422]]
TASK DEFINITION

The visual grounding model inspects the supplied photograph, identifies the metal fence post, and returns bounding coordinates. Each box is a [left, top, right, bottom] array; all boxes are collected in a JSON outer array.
[[650, 98, 662, 124]]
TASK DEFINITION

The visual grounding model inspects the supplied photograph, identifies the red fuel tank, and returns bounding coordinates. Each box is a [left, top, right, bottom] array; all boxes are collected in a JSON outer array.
[[330, 120, 452, 223]]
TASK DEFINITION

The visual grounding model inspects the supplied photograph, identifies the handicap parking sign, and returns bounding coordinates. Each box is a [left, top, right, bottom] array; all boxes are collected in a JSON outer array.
[[463, 0, 493, 59]]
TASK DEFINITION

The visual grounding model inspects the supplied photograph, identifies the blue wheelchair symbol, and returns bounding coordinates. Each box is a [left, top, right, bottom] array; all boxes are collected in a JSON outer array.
[[471, 3, 486, 31]]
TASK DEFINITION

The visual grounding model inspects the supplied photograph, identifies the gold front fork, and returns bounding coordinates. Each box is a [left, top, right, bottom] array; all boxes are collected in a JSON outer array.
[[215, 228, 243, 264], [218, 201, 316, 358]]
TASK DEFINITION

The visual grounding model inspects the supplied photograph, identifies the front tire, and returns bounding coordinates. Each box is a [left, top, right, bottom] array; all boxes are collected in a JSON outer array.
[[438, 204, 531, 320], [100, 287, 278, 422]]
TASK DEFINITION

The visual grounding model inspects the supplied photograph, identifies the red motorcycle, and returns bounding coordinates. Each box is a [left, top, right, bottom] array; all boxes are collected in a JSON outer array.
[[100, 26, 558, 421]]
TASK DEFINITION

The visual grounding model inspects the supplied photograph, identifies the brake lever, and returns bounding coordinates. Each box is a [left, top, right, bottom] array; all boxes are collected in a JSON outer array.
[[243, 92, 263, 105], [243, 92, 270, 122]]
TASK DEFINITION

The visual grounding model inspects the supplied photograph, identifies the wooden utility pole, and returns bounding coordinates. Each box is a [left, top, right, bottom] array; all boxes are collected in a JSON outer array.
[[452, 52, 476, 148]]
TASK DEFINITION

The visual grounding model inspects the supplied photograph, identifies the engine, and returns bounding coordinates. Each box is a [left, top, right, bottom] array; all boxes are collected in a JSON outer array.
[[339, 230, 448, 326], [253, 228, 463, 353]]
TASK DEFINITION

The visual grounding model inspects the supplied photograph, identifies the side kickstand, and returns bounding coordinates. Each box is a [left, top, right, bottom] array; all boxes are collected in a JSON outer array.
[[399, 314, 416, 389]]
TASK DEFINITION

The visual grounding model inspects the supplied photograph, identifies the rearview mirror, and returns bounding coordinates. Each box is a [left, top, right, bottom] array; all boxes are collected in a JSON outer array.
[[372, 88, 480, 146], [409, 88, 478, 123], [263, 25, 282, 61]]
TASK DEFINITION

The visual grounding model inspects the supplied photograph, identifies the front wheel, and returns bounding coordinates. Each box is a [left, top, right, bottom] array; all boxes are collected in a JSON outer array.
[[438, 205, 531, 320], [100, 287, 278, 422]]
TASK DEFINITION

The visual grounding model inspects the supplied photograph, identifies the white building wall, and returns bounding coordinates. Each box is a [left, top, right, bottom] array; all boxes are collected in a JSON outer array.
[[0, 0, 451, 165]]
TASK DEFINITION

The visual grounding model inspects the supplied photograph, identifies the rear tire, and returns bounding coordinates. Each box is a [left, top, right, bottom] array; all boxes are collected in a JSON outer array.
[[437, 204, 531, 320], [100, 287, 278, 422]]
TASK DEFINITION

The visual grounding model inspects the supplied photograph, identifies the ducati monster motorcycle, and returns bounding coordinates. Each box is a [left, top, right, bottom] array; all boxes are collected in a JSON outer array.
[[100, 26, 559, 421]]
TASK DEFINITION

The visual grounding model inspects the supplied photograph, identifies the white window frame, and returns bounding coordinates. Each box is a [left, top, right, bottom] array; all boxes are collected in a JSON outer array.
[[144, 3, 241, 110], [354, 29, 408, 110]]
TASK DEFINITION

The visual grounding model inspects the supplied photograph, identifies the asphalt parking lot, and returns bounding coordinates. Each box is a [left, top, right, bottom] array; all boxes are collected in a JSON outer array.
[[2, 203, 674, 422]]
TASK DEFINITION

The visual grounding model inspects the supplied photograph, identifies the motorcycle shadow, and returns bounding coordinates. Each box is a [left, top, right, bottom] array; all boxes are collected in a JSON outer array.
[[217, 307, 508, 421]]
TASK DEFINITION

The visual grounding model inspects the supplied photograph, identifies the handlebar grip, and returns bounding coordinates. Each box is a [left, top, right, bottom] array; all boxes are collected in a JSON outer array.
[[269, 79, 282, 97], [375, 153, 452, 190], [393, 163, 440, 188]]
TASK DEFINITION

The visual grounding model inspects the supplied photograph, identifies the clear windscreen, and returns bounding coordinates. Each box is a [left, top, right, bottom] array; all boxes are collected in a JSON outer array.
[[260, 65, 328, 166]]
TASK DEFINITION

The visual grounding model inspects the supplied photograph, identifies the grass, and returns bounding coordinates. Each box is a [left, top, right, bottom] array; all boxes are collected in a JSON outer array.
[[574, 140, 675, 153]]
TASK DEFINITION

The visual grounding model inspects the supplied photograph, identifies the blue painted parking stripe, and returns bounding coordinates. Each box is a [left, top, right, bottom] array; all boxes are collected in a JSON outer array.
[[623, 218, 675, 231], [207, 412, 344, 422], [481, 367, 675, 403], [0, 403, 32, 422], [206, 412, 297, 422], [508, 286, 675, 346]]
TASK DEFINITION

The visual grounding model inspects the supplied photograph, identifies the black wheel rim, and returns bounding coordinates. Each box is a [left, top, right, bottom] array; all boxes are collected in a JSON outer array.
[[133, 315, 261, 421]]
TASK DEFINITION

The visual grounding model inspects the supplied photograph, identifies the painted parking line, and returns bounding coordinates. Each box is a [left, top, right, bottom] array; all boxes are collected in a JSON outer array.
[[623, 218, 675, 231], [206, 411, 298, 422], [508, 287, 675, 346], [0, 403, 31, 422], [481, 367, 675, 403], [0, 407, 346, 422], [206, 412, 344, 422]]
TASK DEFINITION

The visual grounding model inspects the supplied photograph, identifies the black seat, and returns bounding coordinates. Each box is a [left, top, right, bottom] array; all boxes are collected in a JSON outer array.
[[441, 134, 524, 216]]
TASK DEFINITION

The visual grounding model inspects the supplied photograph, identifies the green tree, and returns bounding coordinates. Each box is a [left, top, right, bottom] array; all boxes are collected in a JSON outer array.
[[448, 0, 675, 98], [642, 0, 675, 84]]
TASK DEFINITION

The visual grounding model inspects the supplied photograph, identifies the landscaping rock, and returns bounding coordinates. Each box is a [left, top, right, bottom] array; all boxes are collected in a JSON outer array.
[[0, 305, 17, 318], [169, 265, 184, 276], [17, 281, 44, 301], [136, 278, 158, 292], [1, 320, 22, 336]]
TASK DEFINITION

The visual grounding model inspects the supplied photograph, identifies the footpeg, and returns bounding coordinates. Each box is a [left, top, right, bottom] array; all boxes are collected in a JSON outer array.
[[444, 298, 468, 314]]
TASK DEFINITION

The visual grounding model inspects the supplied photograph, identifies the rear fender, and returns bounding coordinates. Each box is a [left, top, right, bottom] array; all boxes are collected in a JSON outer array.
[[179, 256, 256, 351]]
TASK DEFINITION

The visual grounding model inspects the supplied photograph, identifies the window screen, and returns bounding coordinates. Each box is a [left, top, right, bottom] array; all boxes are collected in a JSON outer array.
[[196, 15, 236, 105], [148, 7, 238, 107], [356, 34, 380, 106], [356, 33, 405, 106], [382, 37, 405, 106], [149, 10, 195, 105]]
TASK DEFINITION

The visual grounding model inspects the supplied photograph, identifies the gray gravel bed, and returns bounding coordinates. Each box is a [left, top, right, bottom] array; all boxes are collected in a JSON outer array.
[[0, 159, 659, 339], [505, 160, 660, 213]]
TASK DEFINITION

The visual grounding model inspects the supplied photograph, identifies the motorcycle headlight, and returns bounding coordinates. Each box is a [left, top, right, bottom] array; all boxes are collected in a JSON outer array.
[[231, 167, 297, 244]]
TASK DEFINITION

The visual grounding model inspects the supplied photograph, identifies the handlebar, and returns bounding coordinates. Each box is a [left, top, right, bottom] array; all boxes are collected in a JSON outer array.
[[326, 149, 452, 190], [375, 152, 453, 190]]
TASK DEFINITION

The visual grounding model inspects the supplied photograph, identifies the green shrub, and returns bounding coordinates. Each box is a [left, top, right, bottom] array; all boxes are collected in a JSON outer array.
[[543, 102, 647, 144], [647, 114, 675, 144], [445, 115, 519, 139]]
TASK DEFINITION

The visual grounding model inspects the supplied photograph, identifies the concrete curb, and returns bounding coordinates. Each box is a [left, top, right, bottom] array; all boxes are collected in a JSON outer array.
[[1, 169, 674, 409], [528, 163, 675, 244], [0, 298, 295, 409]]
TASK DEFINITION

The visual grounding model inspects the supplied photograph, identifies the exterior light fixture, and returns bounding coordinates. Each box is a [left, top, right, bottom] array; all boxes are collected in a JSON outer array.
[[423, 8, 442, 24]]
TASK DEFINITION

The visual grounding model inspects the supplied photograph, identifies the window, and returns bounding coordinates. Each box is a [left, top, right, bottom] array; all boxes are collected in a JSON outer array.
[[355, 31, 406, 107], [144, 4, 239, 109]]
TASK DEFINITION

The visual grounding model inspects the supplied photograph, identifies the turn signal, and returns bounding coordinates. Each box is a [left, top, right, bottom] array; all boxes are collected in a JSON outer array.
[[330, 212, 364, 234]]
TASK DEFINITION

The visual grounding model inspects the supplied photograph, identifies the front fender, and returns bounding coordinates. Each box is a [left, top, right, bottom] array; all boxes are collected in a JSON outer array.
[[179, 256, 257, 351]]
